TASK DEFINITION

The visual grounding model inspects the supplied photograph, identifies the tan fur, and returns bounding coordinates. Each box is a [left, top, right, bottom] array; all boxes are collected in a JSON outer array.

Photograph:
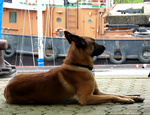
[[4, 31, 144, 105]]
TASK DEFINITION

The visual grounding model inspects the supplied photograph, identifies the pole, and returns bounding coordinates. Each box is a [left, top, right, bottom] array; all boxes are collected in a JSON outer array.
[[37, 0, 44, 66], [0, 0, 4, 39]]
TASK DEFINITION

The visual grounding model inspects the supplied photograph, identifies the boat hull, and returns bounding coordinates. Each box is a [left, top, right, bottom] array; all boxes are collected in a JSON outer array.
[[2, 33, 150, 65]]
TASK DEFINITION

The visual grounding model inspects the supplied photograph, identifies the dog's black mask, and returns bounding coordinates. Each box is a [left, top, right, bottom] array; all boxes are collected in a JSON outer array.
[[91, 43, 105, 57]]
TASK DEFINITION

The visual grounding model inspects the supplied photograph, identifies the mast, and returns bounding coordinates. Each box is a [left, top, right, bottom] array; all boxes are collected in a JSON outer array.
[[37, 0, 44, 66]]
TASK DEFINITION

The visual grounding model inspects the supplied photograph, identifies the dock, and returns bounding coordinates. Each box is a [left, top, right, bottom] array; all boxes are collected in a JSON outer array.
[[0, 64, 150, 114], [107, 14, 150, 26]]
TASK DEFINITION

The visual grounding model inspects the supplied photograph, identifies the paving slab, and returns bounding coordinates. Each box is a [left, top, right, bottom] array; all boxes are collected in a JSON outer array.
[[0, 66, 150, 115]]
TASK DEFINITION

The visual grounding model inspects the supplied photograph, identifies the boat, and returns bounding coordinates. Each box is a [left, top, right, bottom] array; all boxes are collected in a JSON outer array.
[[1, 0, 150, 66]]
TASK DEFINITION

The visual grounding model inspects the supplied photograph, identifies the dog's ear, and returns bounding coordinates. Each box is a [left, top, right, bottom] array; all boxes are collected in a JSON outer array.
[[64, 31, 72, 44], [64, 31, 87, 49]]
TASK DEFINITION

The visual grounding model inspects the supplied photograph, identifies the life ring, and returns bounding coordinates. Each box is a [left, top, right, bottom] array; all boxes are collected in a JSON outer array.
[[54, 27, 65, 37], [137, 28, 147, 32], [131, 33, 150, 37], [25, 0, 37, 5], [138, 46, 150, 63], [44, 45, 58, 61], [3, 44, 16, 58], [109, 48, 127, 64]]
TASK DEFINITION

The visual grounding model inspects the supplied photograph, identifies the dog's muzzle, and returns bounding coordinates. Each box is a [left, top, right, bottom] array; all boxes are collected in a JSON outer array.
[[92, 43, 105, 57]]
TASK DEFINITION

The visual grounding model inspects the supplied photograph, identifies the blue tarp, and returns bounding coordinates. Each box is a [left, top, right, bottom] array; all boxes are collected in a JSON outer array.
[[0, 0, 4, 39]]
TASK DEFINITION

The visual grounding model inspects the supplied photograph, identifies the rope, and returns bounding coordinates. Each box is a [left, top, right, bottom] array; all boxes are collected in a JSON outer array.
[[100, 12, 108, 65], [43, 2, 50, 56], [42, 0, 56, 66], [28, 10, 35, 66], [19, 10, 27, 66], [43, 1, 50, 66], [15, 9, 23, 66], [51, 5, 56, 65]]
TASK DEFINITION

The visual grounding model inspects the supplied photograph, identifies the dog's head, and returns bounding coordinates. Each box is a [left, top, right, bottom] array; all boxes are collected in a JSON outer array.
[[64, 31, 105, 57]]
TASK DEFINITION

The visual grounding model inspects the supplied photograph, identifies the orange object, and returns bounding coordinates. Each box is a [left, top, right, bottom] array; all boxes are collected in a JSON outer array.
[[54, 27, 65, 37], [25, 0, 37, 5]]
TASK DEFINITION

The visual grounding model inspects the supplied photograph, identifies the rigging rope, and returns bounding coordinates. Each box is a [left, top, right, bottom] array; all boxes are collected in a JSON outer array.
[[48, 0, 56, 66], [19, 10, 27, 66], [52, 5, 56, 66], [102, 11, 108, 65], [43, 2, 50, 55], [15, 9, 23, 66], [28, 10, 35, 66]]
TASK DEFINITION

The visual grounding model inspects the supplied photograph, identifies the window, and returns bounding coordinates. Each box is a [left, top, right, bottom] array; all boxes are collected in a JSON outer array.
[[9, 12, 17, 23]]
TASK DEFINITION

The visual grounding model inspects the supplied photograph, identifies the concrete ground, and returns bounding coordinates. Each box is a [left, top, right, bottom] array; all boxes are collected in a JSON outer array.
[[0, 65, 150, 115]]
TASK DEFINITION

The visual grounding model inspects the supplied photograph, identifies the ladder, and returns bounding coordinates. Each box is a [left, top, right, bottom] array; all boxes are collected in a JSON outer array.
[[67, 8, 77, 34]]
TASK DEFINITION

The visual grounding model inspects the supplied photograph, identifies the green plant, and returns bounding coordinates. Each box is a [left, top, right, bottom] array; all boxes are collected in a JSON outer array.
[[114, 0, 143, 3]]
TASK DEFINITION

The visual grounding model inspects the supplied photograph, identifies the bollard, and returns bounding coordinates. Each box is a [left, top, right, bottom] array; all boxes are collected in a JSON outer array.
[[0, 40, 8, 67], [0, 40, 16, 76], [0, 50, 5, 67], [0, 39, 8, 50]]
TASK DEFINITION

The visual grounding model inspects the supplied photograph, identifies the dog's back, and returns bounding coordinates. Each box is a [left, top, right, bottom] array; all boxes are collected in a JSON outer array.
[[4, 67, 76, 104]]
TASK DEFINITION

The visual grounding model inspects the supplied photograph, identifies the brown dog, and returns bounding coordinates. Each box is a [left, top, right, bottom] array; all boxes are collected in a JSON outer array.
[[4, 31, 144, 105]]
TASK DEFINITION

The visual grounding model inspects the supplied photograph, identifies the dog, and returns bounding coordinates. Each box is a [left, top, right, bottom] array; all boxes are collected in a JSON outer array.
[[4, 31, 144, 105]]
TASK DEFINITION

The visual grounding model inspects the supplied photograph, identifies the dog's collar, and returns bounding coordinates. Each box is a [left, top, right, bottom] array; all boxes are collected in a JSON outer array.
[[73, 64, 93, 71]]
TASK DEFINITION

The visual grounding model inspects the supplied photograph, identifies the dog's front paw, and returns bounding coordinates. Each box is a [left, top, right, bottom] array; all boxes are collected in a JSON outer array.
[[122, 99, 134, 104], [133, 97, 145, 103]]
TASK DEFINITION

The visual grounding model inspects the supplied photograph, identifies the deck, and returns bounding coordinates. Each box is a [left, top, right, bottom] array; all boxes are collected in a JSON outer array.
[[0, 64, 150, 114]]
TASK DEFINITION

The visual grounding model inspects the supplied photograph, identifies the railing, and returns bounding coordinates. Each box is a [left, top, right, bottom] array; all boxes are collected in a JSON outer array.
[[2, 28, 18, 33]]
